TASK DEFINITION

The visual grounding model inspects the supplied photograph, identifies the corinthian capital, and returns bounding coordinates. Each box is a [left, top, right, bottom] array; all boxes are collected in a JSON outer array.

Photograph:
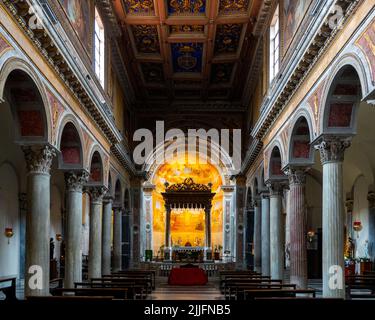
[[86, 186, 108, 204], [65, 171, 89, 192], [266, 180, 287, 196], [314, 136, 351, 165], [284, 167, 307, 186], [22, 145, 56, 174]]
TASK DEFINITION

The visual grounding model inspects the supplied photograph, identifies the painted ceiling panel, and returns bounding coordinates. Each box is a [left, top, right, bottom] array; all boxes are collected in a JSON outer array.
[[167, 0, 206, 15], [214, 24, 243, 55], [131, 25, 160, 54], [141, 63, 165, 83], [124, 0, 155, 15], [171, 43, 203, 73], [170, 25, 205, 34], [218, 0, 250, 15]]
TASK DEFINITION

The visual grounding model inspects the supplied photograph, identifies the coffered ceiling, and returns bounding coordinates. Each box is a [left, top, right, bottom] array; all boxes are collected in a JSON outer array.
[[112, 0, 263, 109]]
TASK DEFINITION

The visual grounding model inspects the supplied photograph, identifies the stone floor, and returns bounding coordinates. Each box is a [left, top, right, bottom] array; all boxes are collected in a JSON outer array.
[[149, 277, 223, 300]]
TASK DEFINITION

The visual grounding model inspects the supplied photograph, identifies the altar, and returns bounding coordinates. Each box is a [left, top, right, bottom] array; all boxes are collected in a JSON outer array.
[[162, 178, 215, 261], [171, 246, 205, 262]]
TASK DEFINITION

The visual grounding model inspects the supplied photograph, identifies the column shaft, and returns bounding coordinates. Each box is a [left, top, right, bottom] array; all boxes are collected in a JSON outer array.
[[23, 145, 55, 297], [288, 169, 307, 289], [113, 208, 122, 271], [253, 201, 262, 273], [88, 187, 106, 279], [101, 199, 112, 275], [65, 172, 88, 288], [322, 162, 345, 297], [316, 137, 350, 298], [261, 195, 270, 276], [270, 192, 283, 280]]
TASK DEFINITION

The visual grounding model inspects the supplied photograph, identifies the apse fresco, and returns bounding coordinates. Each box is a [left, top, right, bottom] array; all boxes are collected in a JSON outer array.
[[152, 160, 223, 256]]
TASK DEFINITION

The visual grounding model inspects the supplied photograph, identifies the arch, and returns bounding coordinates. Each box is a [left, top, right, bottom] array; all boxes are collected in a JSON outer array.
[[0, 57, 51, 143], [287, 113, 315, 166], [319, 56, 367, 135], [268, 145, 285, 181], [57, 119, 84, 169], [88, 150, 104, 185], [143, 137, 236, 186], [265, 139, 286, 181]]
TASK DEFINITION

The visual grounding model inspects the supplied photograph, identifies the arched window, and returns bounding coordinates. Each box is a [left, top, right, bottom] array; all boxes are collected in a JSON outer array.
[[269, 5, 280, 84], [94, 7, 105, 87]]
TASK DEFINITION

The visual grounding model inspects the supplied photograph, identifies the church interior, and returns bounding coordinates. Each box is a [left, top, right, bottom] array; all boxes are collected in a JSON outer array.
[[1, 0, 375, 305]]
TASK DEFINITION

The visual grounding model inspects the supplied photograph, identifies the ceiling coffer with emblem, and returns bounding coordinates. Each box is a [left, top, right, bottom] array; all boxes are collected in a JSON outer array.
[[114, 0, 260, 106]]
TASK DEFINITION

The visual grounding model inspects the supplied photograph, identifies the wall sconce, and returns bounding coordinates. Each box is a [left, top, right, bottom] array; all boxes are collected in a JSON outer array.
[[56, 234, 62, 242], [353, 221, 362, 238], [307, 230, 315, 243], [5, 227, 14, 244]]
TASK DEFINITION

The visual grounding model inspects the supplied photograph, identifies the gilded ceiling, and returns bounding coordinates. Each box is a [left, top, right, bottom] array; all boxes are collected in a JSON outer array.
[[113, 0, 261, 107]]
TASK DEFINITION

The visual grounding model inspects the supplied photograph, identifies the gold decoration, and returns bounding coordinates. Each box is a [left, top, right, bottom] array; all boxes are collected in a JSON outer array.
[[165, 178, 211, 192]]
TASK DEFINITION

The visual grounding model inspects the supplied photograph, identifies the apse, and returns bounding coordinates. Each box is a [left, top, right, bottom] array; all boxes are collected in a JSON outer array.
[[152, 158, 223, 256]]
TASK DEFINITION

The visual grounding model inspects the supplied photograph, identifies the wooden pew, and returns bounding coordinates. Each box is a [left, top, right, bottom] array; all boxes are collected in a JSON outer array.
[[91, 277, 151, 296], [219, 271, 261, 282], [100, 275, 152, 293], [0, 275, 17, 301], [75, 281, 145, 299], [112, 270, 156, 289], [221, 278, 282, 294], [346, 275, 375, 298], [226, 283, 297, 300], [243, 289, 316, 300], [51, 288, 128, 300]]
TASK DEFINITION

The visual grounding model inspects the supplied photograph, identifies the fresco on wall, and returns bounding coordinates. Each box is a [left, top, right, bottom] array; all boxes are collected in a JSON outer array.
[[59, 0, 93, 56], [283, 0, 312, 53]]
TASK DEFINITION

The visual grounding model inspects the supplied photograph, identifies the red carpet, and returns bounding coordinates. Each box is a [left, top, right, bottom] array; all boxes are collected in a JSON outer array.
[[168, 268, 208, 286]]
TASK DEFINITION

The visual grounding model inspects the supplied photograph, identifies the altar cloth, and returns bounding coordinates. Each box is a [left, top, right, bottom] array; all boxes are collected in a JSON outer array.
[[168, 267, 208, 286]]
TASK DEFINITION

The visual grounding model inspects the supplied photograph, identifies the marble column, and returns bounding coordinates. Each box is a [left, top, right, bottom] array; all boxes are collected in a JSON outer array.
[[253, 198, 262, 273], [205, 204, 212, 260], [222, 186, 234, 262], [101, 196, 113, 275], [22, 145, 56, 297], [113, 207, 122, 271], [64, 171, 89, 288], [261, 193, 270, 276], [164, 205, 171, 260], [315, 136, 351, 298], [87, 186, 107, 279], [287, 168, 308, 289], [268, 181, 284, 280]]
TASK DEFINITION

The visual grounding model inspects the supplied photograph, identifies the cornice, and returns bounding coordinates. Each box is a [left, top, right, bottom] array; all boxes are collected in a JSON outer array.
[[111, 143, 136, 176]]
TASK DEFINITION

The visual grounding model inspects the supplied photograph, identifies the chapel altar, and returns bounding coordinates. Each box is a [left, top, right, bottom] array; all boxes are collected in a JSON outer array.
[[162, 178, 215, 261]]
